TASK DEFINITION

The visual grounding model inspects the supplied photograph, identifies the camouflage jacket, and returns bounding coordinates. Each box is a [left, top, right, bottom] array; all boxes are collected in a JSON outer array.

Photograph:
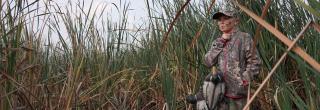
[[204, 29, 261, 98]]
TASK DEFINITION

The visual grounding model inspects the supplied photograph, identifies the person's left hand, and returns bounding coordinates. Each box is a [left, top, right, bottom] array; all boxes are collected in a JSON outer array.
[[242, 80, 249, 86]]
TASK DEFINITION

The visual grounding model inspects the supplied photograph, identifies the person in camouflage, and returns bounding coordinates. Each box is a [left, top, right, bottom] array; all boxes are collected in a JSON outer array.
[[186, 8, 262, 110], [207, 8, 261, 110]]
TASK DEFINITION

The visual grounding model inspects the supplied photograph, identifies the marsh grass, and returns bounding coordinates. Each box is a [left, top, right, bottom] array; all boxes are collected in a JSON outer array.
[[0, 0, 319, 109]]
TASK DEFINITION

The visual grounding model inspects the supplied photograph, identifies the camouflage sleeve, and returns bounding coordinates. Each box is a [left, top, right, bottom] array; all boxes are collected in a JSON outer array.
[[204, 37, 226, 67], [243, 34, 262, 81]]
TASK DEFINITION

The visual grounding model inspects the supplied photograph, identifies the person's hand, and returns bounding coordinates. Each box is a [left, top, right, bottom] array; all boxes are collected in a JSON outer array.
[[215, 37, 228, 48], [242, 80, 249, 86], [211, 66, 217, 75], [222, 33, 232, 40]]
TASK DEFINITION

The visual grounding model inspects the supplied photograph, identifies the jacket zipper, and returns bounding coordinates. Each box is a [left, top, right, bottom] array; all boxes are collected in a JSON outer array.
[[224, 42, 228, 78]]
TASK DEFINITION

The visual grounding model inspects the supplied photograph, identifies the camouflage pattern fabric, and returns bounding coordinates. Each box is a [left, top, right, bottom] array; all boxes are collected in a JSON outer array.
[[218, 97, 246, 110], [212, 8, 239, 19], [204, 29, 261, 98]]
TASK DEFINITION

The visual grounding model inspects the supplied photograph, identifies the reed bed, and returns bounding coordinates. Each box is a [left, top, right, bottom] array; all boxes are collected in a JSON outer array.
[[0, 0, 319, 109]]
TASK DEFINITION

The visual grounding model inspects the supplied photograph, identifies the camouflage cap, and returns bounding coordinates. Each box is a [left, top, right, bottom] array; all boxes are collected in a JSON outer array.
[[212, 8, 239, 19]]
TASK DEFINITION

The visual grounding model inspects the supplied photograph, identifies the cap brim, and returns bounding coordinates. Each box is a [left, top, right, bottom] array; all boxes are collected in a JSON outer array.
[[212, 12, 231, 19]]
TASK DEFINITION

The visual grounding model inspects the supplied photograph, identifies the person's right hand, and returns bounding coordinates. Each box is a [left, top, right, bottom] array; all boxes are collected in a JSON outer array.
[[215, 37, 228, 48]]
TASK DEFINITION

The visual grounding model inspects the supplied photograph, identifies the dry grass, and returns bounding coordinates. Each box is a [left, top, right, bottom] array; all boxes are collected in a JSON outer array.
[[0, 0, 319, 109]]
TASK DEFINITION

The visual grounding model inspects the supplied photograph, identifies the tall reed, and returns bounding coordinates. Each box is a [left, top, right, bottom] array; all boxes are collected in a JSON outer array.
[[0, 0, 319, 109]]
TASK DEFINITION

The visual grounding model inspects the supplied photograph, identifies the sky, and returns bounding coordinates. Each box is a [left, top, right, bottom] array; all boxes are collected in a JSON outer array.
[[52, 0, 149, 33], [44, 0, 150, 44], [1, 0, 151, 45], [2, 0, 314, 45], [83, 0, 148, 28], [52, 0, 149, 27]]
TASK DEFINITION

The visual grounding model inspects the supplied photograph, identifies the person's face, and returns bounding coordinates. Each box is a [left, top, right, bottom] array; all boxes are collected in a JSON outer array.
[[217, 15, 239, 33]]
